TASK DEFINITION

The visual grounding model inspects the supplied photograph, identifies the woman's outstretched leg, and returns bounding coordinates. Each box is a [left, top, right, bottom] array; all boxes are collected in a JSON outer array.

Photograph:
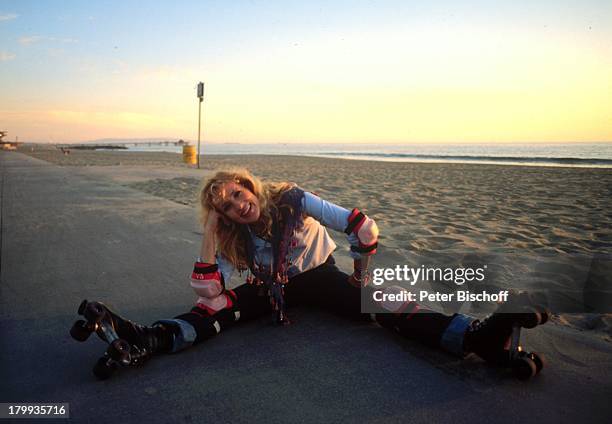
[[71, 300, 176, 361], [373, 287, 550, 373], [288, 263, 549, 372], [281, 259, 458, 347], [163, 283, 273, 351], [72, 284, 272, 368]]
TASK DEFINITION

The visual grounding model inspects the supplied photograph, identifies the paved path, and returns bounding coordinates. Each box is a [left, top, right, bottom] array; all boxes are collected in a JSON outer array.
[[0, 151, 610, 423]]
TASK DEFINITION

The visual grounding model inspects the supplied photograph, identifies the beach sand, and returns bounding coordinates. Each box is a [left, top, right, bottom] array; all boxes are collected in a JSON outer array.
[[19, 144, 612, 336]]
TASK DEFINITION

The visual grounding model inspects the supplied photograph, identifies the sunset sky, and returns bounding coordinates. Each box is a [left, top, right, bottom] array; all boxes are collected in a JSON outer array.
[[1, 0, 611, 144]]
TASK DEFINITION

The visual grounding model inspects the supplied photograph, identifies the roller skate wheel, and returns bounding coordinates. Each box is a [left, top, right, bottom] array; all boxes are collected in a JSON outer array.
[[520, 307, 541, 329], [77, 299, 88, 315], [70, 320, 92, 342], [530, 352, 546, 374], [512, 357, 537, 380], [536, 306, 551, 325], [93, 357, 116, 380], [84, 302, 106, 322], [108, 339, 131, 363]]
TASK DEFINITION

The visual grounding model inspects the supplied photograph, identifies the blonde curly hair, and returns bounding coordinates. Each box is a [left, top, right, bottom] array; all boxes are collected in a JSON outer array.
[[199, 168, 294, 270]]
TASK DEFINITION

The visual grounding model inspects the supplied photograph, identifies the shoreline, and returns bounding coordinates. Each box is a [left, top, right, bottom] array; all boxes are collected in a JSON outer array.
[[306, 154, 612, 169], [20, 143, 612, 169]]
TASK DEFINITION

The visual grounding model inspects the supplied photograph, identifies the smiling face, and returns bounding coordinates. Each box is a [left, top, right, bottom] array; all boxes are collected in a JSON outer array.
[[212, 181, 261, 225]]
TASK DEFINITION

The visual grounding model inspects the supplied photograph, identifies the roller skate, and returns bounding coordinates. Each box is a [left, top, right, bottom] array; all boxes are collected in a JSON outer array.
[[463, 295, 550, 380], [70, 300, 173, 380]]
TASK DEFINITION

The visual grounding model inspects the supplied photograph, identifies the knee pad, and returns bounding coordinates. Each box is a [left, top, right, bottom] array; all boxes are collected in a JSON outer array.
[[194, 290, 241, 321], [212, 290, 242, 324], [195, 294, 229, 314]]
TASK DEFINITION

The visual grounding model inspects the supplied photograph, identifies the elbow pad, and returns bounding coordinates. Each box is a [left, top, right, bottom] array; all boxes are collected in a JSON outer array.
[[190, 262, 231, 313], [190, 262, 224, 298], [345, 208, 379, 255]]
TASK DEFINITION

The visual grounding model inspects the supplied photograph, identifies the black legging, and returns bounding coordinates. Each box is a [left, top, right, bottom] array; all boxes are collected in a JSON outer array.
[[175, 256, 454, 348]]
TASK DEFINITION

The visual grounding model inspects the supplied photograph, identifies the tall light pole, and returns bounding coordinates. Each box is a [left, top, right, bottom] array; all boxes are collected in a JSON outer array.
[[196, 82, 204, 169]]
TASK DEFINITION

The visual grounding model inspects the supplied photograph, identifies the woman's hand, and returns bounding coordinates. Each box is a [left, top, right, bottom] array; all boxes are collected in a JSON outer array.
[[204, 209, 224, 233]]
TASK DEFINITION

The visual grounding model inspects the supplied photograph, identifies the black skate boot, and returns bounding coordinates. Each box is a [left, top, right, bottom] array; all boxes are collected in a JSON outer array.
[[461, 298, 550, 380], [70, 300, 193, 380]]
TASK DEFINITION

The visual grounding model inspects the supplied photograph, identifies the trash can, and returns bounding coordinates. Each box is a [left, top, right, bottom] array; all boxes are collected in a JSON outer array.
[[183, 145, 197, 165]]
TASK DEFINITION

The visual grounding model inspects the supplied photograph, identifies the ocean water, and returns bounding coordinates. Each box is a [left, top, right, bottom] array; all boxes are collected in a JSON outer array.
[[115, 142, 612, 168]]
